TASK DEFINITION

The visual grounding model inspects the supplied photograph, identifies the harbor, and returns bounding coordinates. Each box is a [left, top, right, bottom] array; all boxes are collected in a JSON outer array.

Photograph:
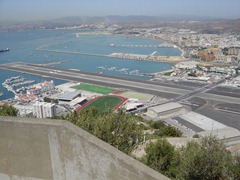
[[0, 29, 177, 99], [2, 76, 36, 95]]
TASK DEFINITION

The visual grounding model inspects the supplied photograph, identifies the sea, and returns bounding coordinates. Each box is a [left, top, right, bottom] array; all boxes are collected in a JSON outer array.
[[0, 29, 180, 100]]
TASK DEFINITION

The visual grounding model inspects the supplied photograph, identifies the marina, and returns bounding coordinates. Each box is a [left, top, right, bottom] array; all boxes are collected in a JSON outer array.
[[2, 76, 36, 95]]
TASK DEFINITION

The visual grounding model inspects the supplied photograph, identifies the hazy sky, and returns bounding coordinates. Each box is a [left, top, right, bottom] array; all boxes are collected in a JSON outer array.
[[0, 0, 240, 21]]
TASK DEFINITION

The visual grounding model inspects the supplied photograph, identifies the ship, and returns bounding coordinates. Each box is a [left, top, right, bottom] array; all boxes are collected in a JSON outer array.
[[0, 48, 10, 53]]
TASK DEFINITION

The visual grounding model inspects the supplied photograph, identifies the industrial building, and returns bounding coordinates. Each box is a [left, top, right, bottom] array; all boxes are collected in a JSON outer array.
[[146, 102, 183, 118]]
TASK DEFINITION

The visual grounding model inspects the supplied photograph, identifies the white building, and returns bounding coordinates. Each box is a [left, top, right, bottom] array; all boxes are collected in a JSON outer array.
[[33, 102, 45, 118], [43, 103, 56, 118], [33, 102, 56, 118], [27, 81, 54, 95], [146, 102, 183, 118]]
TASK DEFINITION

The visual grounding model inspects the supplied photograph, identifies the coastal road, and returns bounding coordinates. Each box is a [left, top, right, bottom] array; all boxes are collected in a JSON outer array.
[[1, 62, 240, 104]]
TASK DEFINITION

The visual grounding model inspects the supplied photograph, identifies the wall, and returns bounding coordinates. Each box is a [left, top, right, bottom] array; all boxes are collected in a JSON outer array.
[[0, 116, 169, 180]]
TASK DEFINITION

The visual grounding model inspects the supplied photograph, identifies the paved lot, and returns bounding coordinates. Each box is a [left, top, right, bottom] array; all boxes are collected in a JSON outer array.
[[196, 100, 240, 131], [183, 97, 207, 111], [173, 116, 204, 133], [179, 112, 228, 131], [206, 86, 240, 99], [214, 103, 240, 115]]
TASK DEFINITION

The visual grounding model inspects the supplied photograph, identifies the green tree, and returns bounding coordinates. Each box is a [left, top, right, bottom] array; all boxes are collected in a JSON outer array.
[[0, 105, 18, 116], [66, 108, 143, 154], [151, 121, 165, 129], [176, 135, 233, 180], [231, 155, 240, 180], [43, 97, 51, 103], [141, 139, 175, 176], [155, 126, 182, 137]]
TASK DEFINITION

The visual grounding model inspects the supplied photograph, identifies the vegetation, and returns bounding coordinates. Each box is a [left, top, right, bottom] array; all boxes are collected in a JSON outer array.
[[71, 83, 115, 94], [222, 47, 229, 55], [164, 71, 172, 76], [232, 155, 240, 179], [150, 121, 182, 137], [64, 108, 182, 154], [188, 72, 197, 77], [142, 139, 175, 176], [156, 126, 182, 137], [82, 96, 123, 113], [66, 108, 143, 154], [2, 104, 239, 179], [43, 97, 58, 104], [191, 54, 199, 59], [0, 105, 18, 116], [192, 134, 199, 138], [141, 135, 240, 179]]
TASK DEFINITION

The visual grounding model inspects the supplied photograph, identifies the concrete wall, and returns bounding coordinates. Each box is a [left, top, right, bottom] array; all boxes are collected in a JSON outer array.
[[0, 116, 169, 180]]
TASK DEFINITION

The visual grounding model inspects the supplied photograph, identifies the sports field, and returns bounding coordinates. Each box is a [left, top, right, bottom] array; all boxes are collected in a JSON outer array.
[[71, 83, 115, 94], [120, 91, 154, 102], [82, 96, 123, 113]]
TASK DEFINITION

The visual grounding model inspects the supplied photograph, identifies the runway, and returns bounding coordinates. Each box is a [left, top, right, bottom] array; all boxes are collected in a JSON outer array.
[[1, 62, 240, 104]]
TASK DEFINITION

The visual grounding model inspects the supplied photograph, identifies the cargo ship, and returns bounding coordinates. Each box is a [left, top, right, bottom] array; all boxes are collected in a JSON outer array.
[[0, 48, 10, 53]]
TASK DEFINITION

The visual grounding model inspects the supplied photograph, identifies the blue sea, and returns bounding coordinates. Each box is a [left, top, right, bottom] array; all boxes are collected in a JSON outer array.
[[0, 29, 180, 100]]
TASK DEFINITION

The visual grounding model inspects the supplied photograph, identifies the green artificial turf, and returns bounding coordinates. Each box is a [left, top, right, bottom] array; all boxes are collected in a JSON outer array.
[[83, 96, 122, 113], [71, 83, 115, 94]]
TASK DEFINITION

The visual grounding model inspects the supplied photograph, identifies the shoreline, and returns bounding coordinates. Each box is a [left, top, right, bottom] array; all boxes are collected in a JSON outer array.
[[74, 30, 186, 62]]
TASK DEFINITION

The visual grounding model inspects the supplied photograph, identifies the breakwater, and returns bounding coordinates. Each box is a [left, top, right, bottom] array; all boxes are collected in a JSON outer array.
[[36, 46, 186, 63]]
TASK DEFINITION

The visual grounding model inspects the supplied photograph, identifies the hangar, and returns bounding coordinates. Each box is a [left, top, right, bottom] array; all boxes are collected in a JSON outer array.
[[146, 102, 183, 118]]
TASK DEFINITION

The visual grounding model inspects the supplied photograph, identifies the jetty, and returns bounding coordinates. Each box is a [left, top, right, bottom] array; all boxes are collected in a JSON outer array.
[[36, 46, 186, 63], [109, 44, 174, 48]]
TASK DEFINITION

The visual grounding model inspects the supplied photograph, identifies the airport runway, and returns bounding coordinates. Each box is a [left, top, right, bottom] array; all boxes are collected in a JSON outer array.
[[1, 62, 240, 104]]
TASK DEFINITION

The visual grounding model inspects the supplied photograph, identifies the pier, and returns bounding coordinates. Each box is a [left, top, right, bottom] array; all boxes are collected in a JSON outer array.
[[110, 44, 174, 48], [2, 76, 36, 95]]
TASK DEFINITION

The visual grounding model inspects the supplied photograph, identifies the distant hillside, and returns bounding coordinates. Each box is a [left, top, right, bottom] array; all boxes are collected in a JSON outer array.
[[1, 15, 239, 33]]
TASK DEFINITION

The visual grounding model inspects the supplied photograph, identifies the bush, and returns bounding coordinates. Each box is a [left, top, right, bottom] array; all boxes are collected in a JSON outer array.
[[151, 121, 165, 129], [193, 134, 199, 138], [155, 126, 182, 137]]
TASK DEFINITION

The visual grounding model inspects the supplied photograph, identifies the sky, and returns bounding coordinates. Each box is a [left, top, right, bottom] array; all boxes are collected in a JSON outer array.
[[0, 0, 240, 21]]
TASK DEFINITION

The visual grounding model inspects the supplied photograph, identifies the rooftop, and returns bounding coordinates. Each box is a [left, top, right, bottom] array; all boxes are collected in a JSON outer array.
[[58, 92, 80, 101], [149, 102, 183, 113]]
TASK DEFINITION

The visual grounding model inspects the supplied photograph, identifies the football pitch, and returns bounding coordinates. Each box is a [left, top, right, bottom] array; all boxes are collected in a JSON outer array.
[[82, 96, 123, 113], [71, 83, 115, 94]]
